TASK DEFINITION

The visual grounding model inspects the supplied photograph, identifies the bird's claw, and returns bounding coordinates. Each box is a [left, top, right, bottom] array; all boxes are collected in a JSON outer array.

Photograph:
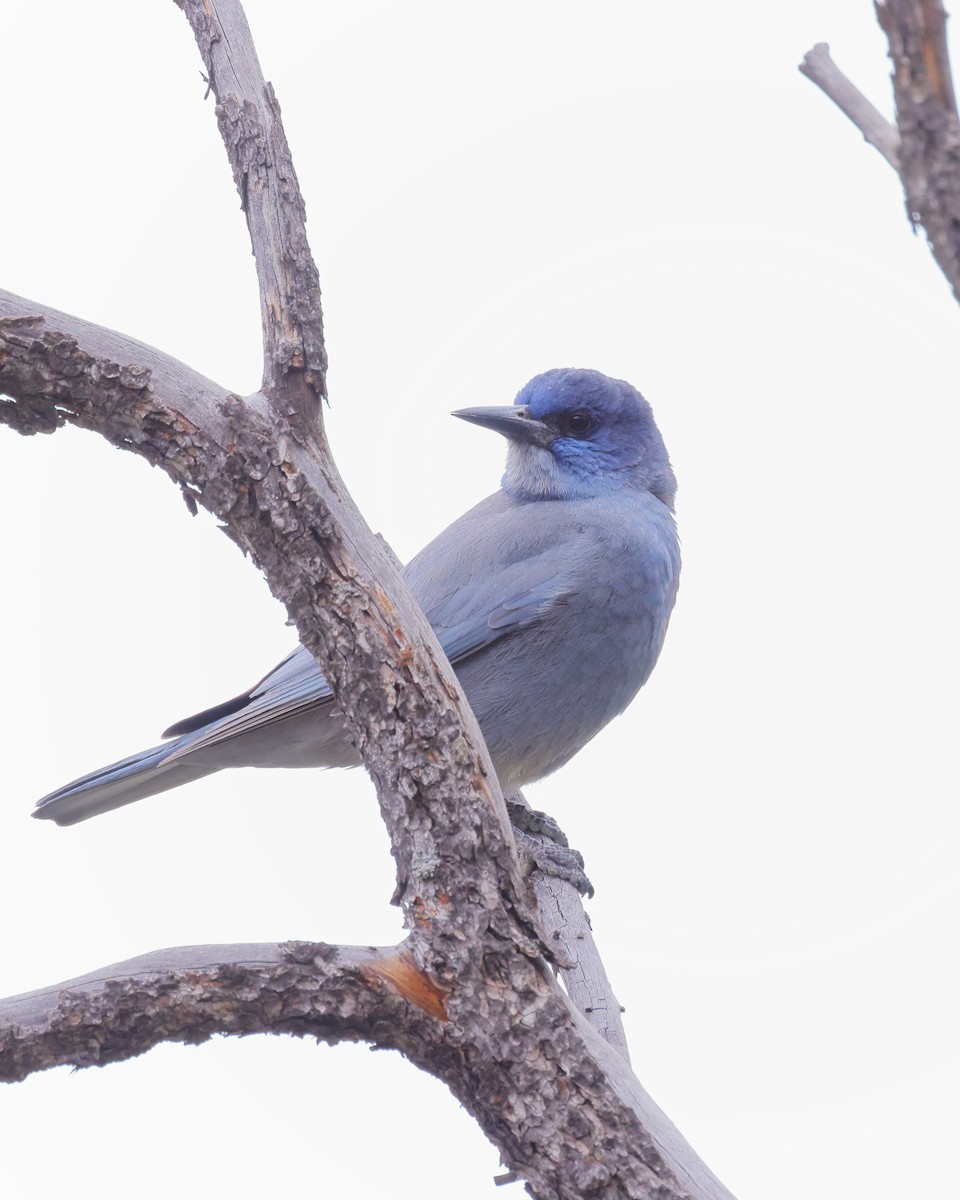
[[507, 799, 594, 897], [506, 799, 570, 848], [520, 837, 595, 898]]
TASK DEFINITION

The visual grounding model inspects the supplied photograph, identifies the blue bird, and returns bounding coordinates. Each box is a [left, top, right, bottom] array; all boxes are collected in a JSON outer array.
[[34, 369, 680, 827]]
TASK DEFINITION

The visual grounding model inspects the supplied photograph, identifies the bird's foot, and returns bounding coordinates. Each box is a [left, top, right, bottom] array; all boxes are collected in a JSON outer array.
[[506, 800, 570, 846], [506, 797, 594, 898], [519, 836, 595, 898]]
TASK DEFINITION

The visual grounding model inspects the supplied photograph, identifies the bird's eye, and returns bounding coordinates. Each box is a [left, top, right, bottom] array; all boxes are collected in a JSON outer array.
[[558, 410, 595, 438]]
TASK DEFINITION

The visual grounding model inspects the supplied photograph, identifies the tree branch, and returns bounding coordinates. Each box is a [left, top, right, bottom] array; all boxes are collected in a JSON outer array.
[[0, 297, 230, 464], [0, 941, 435, 1082], [799, 43, 901, 168], [174, 0, 327, 414], [0, 934, 733, 1200], [800, 4, 960, 301], [876, 0, 960, 299], [0, 244, 732, 1200], [0, 265, 731, 1200], [508, 790, 632, 1062], [0, 288, 535, 956], [533, 870, 631, 1064]]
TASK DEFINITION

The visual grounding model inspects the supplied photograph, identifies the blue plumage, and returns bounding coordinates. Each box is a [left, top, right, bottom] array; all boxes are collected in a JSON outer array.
[[34, 369, 680, 826]]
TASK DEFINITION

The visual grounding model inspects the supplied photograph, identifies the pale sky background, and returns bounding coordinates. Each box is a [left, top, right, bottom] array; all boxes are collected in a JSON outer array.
[[2, 3, 958, 1198]]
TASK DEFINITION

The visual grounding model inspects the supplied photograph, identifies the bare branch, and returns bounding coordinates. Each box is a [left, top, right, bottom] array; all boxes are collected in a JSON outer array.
[[801, 6, 960, 301], [508, 790, 632, 1061], [0, 293, 737, 1196], [0, 936, 734, 1200], [533, 870, 632, 1063], [0, 296, 230, 477], [174, 0, 327, 414], [0, 942, 427, 1082], [0, 290, 534, 962], [799, 43, 901, 168]]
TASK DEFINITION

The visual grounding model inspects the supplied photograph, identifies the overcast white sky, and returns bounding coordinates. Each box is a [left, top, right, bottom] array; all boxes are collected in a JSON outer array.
[[2, 3, 958, 1198]]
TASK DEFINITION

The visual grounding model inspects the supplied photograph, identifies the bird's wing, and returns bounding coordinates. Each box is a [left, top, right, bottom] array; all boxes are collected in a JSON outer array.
[[163, 645, 335, 757], [421, 553, 572, 662], [161, 647, 331, 738], [163, 540, 575, 757], [406, 490, 581, 661]]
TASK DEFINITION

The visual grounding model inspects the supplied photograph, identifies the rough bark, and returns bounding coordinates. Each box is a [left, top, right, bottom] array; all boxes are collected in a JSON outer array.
[[174, 0, 327, 413], [0, 3, 736, 1197], [0, 290, 532, 952], [0, 258, 723, 1200], [0, 936, 730, 1200], [877, 0, 960, 298], [801, 1, 960, 301], [0, 943, 417, 1082]]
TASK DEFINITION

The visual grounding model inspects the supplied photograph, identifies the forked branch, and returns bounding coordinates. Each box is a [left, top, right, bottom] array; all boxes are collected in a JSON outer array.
[[801, 2, 960, 301]]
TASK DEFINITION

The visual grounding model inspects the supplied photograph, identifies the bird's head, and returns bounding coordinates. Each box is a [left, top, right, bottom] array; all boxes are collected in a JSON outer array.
[[453, 368, 676, 506]]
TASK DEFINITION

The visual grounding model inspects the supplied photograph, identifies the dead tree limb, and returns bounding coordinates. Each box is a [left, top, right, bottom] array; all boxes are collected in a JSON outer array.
[[0, 942, 422, 1082], [799, 43, 901, 167], [0, 289, 732, 1197], [800, 2, 960, 301]]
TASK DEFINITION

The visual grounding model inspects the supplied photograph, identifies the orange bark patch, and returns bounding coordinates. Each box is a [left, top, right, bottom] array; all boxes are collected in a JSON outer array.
[[364, 952, 449, 1022]]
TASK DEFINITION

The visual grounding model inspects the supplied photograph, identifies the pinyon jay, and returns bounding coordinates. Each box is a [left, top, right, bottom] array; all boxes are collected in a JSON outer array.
[[34, 368, 680, 827]]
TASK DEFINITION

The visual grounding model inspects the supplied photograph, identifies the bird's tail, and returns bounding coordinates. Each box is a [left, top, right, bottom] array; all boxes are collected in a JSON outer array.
[[33, 742, 219, 826]]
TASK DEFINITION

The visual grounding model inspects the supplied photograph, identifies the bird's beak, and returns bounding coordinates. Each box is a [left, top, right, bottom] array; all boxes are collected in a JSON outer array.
[[451, 404, 554, 448]]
